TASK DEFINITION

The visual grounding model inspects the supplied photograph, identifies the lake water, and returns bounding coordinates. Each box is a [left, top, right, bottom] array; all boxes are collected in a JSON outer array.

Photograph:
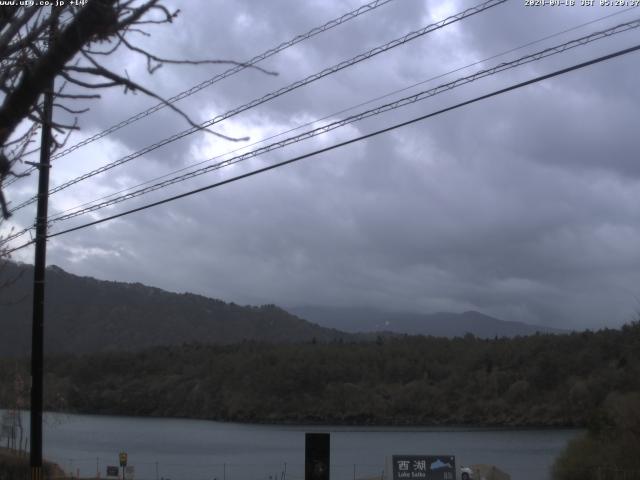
[[7, 411, 579, 480]]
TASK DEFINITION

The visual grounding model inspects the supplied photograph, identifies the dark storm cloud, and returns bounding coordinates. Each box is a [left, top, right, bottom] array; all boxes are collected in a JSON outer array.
[[6, 0, 640, 329]]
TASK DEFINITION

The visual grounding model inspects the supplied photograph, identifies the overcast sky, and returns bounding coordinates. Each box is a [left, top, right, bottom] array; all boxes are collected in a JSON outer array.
[[3, 0, 640, 330]]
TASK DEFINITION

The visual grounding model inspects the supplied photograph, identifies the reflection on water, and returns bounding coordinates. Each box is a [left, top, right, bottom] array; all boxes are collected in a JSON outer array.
[[6, 411, 579, 480]]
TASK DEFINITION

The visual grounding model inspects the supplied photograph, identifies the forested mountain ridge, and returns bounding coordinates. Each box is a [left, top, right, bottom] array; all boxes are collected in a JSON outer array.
[[0, 262, 352, 356], [0, 262, 562, 358], [1, 322, 638, 427]]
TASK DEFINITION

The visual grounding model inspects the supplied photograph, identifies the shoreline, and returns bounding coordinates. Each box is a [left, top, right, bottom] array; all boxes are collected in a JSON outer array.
[[1, 407, 585, 431]]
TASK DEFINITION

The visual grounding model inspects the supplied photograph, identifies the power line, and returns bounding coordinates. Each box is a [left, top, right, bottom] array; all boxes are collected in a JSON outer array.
[[43, 18, 640, 225], [1, 14, 636, 248], [5, 39, 639, 260], [48, 6, 639, 220], [7, 0, 506, 213], [51, 0, 398, 160], [6, 4, 635, 193], [3, 0, 398, 183], [14, 42, 632, 247], [0, 227, 33, 245]]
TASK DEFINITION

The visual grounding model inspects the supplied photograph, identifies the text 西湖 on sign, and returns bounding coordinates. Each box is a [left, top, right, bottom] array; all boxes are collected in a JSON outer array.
[[391, 455, 455, 480]]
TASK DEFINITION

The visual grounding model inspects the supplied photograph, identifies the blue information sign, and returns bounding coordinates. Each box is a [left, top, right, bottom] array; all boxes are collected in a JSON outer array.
[[391, 455, 455, 480]]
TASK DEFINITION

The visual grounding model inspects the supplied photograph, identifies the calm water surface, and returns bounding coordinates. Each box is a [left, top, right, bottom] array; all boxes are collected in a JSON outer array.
[[14, 412, 579, 480]]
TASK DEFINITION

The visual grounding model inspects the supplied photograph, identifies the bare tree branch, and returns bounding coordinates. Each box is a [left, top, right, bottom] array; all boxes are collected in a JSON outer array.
[[0, 0, 274, 223], [0, 0, 122, 146], [116, 33, 278, 76], [53, 103, 90, 115], [54, 92, 101, 99], [0, 7, 38, 58], [77, 54, 249, 142]]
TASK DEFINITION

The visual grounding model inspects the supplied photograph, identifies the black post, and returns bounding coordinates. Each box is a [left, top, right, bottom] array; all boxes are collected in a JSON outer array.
[[305, 433, 330, 480], [30, 9, 55, 480]]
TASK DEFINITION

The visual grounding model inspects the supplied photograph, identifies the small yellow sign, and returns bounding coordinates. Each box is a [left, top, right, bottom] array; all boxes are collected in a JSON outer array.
[[119, 452, 128, 467]]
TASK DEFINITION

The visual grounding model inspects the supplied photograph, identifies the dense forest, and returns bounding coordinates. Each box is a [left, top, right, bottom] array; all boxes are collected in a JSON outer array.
[[2, 323, 639, 427], [552, 391, 640, 479], [2, 324, 640, 478]]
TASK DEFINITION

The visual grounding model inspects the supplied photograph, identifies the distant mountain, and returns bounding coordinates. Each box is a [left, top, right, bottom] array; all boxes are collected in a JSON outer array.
[[0, 262, 352, 357], [288, 305, 566, 338]]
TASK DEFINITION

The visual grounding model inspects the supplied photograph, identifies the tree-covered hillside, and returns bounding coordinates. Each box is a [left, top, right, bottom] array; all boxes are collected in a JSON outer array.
[[2, 323, 639, 426], [0, 262, 352, 356], [552, 391, 640, 479]]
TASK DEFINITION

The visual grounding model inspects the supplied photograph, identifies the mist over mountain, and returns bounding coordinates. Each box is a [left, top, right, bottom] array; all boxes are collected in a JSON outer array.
[[288, 306, 566, 338]]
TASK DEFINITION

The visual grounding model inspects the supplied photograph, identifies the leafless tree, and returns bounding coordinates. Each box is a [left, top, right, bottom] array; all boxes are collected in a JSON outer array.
[[0, 217, 21, 290], [0, 0, 271, 221], [0, 367, 27, 454]]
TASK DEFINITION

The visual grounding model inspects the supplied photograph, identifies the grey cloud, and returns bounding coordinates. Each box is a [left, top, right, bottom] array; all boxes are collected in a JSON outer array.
[[8, 0, 640, 331]]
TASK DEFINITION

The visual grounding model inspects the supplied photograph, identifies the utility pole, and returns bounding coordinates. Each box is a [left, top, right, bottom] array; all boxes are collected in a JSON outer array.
[[30, 8, 55, 480]]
